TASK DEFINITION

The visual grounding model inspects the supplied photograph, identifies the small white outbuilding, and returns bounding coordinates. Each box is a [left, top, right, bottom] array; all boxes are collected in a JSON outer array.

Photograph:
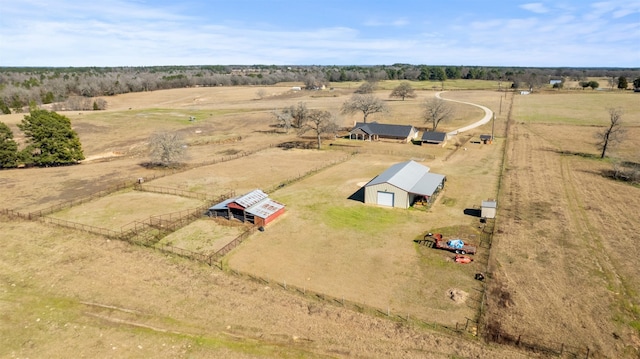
[[481, 199, 497, 219]]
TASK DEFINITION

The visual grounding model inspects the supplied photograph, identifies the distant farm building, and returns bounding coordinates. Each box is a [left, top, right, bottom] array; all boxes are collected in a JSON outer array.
[[206, 189, 285, 226], [549, 79, 562, 85], [481, 199, 497, 219], [419, 131, 448, 146], [364, 160, 445, 208], [349, 122, 418, 143], [480, 134, 493, 144]]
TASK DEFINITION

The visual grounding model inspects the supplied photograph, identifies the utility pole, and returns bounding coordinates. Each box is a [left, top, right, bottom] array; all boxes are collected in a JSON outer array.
[[491, 113, 495, 141]]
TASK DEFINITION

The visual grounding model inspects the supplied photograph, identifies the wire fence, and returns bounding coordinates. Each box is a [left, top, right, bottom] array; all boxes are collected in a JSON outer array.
[[133, 184, 213, 201], [0, 122, 599, 357], [263, 154, 354, 194]]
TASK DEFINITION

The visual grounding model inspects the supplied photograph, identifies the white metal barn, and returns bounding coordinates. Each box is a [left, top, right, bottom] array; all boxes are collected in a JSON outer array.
[[364, 160, 445, 209]]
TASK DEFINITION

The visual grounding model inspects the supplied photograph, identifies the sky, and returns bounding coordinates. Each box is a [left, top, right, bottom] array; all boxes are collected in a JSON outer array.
[[0, 0, 639, 68]]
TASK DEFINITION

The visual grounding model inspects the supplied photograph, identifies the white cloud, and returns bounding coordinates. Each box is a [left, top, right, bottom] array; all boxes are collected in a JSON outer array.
[[364, 18, 410, 27], [520, 3, 549, 14]]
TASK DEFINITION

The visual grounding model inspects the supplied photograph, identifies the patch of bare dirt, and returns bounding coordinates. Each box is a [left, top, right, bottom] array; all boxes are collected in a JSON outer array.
[[446, 288, 468, 304]]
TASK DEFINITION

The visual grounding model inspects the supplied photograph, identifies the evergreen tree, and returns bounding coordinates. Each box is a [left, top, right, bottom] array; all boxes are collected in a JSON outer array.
[[0, 122, 18, 168], [617, 76, 628, 89], [18, 109, 84, 166], [0, 99, 11, 114]]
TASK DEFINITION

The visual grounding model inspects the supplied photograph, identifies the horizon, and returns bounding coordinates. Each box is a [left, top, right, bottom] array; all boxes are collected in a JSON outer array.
[[1, 0, 639, 68]]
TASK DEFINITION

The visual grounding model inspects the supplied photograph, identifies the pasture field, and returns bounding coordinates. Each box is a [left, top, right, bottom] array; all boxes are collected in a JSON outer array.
[[1, 83, 639, 358], [48, 190, 204, 230], [157, 218, 249, 254], [487, 90, 640, 358]]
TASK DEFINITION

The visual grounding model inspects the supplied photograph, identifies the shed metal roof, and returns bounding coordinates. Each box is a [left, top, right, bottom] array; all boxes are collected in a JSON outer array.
[[421, 131, 447, 142], [481, 200, 497, 208], [366, 160, 445, 196]]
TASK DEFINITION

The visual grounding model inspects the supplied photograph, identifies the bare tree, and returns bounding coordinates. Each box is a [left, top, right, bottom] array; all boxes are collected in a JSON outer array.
[[272, 108, 293, 133], [280, 102, 308, 128], [298, 109, 339, 150], [149, 131, 187, 167], [422, 98, 454, 131], [341, 94, 389, 123], [389, 82, 416, 101], [596, 107, 626, 159], [355, 81, 377, 94], [255, 89, 267, 100]]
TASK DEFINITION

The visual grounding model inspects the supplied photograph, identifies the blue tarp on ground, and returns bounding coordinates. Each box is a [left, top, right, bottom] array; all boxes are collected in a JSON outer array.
[[447, 239, 464, 249]]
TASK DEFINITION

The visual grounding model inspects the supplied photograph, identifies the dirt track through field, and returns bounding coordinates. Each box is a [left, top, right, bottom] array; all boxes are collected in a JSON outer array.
[[487, 100, 640, 357]]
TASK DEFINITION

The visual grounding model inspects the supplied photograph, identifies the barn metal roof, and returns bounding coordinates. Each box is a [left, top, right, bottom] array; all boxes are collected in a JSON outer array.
[[366, 160, 445, 196], [207, 189, 285, 219], [245, 198, 285, 219], [234, 189, 268, 208]]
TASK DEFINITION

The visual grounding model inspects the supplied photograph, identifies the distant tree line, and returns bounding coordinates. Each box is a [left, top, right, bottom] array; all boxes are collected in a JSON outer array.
[[0, 65, 638, 114]]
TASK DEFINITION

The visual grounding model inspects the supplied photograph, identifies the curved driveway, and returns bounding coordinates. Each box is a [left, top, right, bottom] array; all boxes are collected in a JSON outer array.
[[434, 92, 493, 138]]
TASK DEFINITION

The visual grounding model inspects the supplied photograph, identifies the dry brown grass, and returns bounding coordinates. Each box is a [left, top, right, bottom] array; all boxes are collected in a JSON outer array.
[[1, 84, 638, 358]]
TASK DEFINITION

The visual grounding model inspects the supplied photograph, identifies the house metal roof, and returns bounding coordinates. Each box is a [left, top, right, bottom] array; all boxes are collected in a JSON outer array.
[[351, 122, 415, 138], [366, 160, 445, 196], [421, 131, 447, 142]]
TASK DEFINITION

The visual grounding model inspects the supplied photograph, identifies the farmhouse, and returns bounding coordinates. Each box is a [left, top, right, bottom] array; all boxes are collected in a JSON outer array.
[[419, 131, 448, 146], [206, 189, 285, 226], [364, 160, 445, 208], [349, 122, 418, 142]]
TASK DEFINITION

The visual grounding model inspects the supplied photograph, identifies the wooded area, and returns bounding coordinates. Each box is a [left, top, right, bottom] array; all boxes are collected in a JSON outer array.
[[1, 65, 638, 113]]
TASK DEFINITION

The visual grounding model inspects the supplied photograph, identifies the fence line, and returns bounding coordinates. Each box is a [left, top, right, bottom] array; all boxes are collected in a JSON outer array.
[[134, 184, 213, 201], [0, 205, 599, 357], [264, 154, 353, 194]]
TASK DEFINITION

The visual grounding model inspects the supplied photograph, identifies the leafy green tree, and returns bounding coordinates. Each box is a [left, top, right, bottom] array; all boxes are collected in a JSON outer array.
[[389, 82, 416, 101], [617, 76, 628, 90], [634, 77, 640, 90], [18, 109, 84, 166], [589, 81, 600, 90], [0, 122, 19, 168]]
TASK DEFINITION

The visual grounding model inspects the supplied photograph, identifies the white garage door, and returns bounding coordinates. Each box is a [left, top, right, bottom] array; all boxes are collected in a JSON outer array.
[[377, 191, 394, 207]]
